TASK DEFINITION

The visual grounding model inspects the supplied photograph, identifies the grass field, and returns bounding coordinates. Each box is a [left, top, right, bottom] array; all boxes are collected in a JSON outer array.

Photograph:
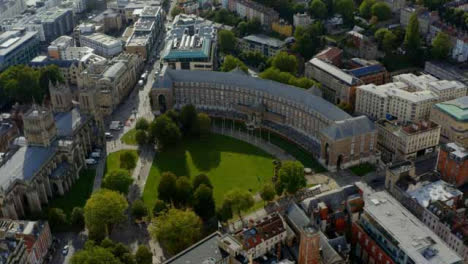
[[106, 149, 139, 174], [142, 134, 275, 209], [46, 169, 96, 217], [121, 129, 137, 145]]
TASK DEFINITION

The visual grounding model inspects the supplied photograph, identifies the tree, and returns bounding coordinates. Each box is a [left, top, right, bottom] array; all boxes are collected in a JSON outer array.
[[309, 0, 328, 19], [48, 208, 67, 230], [271, 52, 298, 74], [166, 109, 180, 123], [260, 183, 276, 203], [431, 32, 452, 60], [71, 242, 121, 264], [221, 55, 248, 73], [197, 113, 211, 136], [193, 184, 216, 220], [382, 31, 397, 53], [371, 2, 392, 21], [192, 174, 213, 190], [158, 172, 177, 203], [278, 161, 306, 194], [216, 201, 233, 222], [103, 169, 134, 194], [180, 104, 199, 136], [236, 18, 262, 36], [404, 13, 421, 57], [135, 130, 148, 145], [120, 151, 137, 171], [374, 28, 390, 45], [149, 114, 181, 149], [171, 6, 182, 17], [131, 199, 148, 220], [175, 176, 192, 207], [84, 189, 128, 239], [39, 65, 64, 92], [359, 0, 375, 18], [148, 209, 202, 255], [239, 51, 267, 68], [136, 118, 149, 130], [293, 23, 324, 60], [223, 188, 254, 220], [70, 207, 85, 230], [153, 199, 168, 216], [218, 30, 237, 54], [135, 245, 152, 264], [335, 0, 355, 23]]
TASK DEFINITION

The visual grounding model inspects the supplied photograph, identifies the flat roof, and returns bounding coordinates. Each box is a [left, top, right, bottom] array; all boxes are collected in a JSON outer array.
[[243, 34, 285, 48], [156, 69, 351, 122], [81, 33, 121, 46], [0, 30, 37, 56], [434, 96, 468, 121], [358, 82, 438, 103], [308, 58, 359, 86], [363, 191, 462, 264], [407, 180, 462, 208]]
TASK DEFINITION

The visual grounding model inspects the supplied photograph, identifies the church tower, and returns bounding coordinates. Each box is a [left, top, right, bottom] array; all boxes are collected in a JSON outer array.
[[23, 105, 57, 147], [49, 80, 73, 113]]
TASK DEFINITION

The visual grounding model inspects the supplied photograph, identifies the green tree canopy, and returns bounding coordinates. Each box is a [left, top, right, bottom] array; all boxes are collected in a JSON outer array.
[[278, 161, 306, 194], [259, 67, 317, 89], [153, 199, 168, 216], [120, 151, 137, 171], [193, 184, 216, 220], [135, 245, 152, 264], [223, 188, 254, 220], [293, 23, 324, 60], [131, 199, 148, 220], [404, 13, 421, 57], [148, 209, 202, 255], [71, 242, 122, 264], [271, 52, 298, 74], [135, 130, 148, 145], [335, 0, 355, 23], [70, 207, 85, 230], [171, 6, 182, 17], [192, 174, 213, 190], [359, 0, 375, 18], [180, 104, 199, 136], [371, 2, 392, 21], [221, 55, 248, 73], [431, 32, 452, 60], [218, 30, 237, 54], [374, 28, 390, 44], [309, 0, 328, 19], [48, 208, 67, 231], [175, 176, 193, 207], [197, 113, 211, 136], [382, 30, 397, 53], [136, 118, 150, 130], [149, 114, 181, 149], [260, 183, 276, 203], [237, 18, 262, 36], [103, 169, 134, 194], [158, 172, 178, 203], [84, 189, 128, 239]]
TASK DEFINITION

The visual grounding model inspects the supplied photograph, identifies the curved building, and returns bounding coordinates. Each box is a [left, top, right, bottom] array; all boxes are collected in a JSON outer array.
[[151, 68, 378, 171]]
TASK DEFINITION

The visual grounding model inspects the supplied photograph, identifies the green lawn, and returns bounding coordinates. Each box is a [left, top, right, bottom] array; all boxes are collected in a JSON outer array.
[[143, 134, 275, 209], [106, 149, 139, 174], [121, 128, 137, 145], [46, 169, 96, 217], [349, 163, 375, 176]]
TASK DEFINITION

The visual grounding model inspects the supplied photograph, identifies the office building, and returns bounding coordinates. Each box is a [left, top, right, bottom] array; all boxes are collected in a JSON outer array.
[[0, 29, 39, 71], [227, 0, 279, 28], [430, 96, 468, 147], [0, 0, 26, 19], [376, 119, 440, 162], [151, 68, 377, 171], [240, 34, 285, 58], [79, 33, 123, 58], [48, 35, 74, 59]]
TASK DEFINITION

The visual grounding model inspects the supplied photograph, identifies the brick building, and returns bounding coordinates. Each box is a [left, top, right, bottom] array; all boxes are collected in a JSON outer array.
[[438, 142, 468, 187]]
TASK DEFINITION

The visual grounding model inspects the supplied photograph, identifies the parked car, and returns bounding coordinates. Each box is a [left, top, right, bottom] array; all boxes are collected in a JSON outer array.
[[109, 121, 122, 131], [85, 158, 97, 165], [90, 152, 100, 158], [105, 132, 113, 139], [62, 245, 69, 255]]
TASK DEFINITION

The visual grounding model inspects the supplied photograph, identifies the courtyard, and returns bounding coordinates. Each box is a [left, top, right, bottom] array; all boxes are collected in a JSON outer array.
[[142, 134, 275, 209]]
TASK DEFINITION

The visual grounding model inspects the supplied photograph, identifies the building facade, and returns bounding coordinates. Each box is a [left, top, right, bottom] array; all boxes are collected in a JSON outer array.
[[438, 142, 468, 187], [151, 68, 377, 171], [79, 33, 123, 58], [240, 34, 286, 58], [47, 36, 74, 59], [0, 30, 40, 71], [227, 0, 279, 28], [430, 96, 468, 147]]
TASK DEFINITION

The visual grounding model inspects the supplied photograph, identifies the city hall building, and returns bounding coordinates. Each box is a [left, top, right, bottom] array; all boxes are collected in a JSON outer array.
[[151, 68, 378, 171]]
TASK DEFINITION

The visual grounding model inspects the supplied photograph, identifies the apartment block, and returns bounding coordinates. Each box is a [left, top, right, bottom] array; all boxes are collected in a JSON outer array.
[[376, 119, 440, 162], [227, 0, 279, 28], [79, 33, 123, 58], [240, 34, 286, 58], [430, 96, 468, 147]]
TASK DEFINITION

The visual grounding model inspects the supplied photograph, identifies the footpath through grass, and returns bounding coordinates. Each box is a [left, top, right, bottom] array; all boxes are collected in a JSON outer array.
[[46, 169, 96, 217], [121, 128, 137, 145], [143, 134, 275, 209]]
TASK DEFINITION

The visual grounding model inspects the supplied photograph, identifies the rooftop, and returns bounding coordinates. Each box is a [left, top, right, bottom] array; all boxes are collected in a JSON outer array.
[[348, 64, 386, 78], [444, 142, 468, 159], [363, 190, 462, 264], [358, 82, 438, 103], [54, 108, 86, 137], [314, 47, 342, 64], [243, 34, 285, 48], [236, 213, 286, 250], [49, 35, 73, 49], [321, 115, 375, 140], [434, 96, 468, 121], [377, 119, 440, 135], [0, 30, 37, 57], [407, 180, 462, 208], [308, 58, 360, 86], [155, 69, 351, 122], [81, 33, 122, 47]]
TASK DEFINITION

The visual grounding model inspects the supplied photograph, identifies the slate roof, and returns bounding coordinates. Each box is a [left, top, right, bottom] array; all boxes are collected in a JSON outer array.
[[285, 203, 310, 232], [155, 69, 351, 122], [243, 34, 285, 48], [55, 108, 86, 137], [163, 232, 228, 264], [320, 115, 375, 140], [0, 145, 57, 190]]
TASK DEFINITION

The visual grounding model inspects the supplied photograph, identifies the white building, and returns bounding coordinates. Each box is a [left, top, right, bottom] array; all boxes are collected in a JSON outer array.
[[79, 33, 123, 58], [293, 13, 313, 28], [356, 73, 467, 121], [62, 47, 94, 60], [452, 38, 468, 63]]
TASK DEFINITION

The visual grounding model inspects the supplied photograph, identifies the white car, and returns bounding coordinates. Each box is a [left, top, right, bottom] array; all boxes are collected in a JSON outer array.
[[85, 158, 97, 165], [105, 132, 113, 139], [62, 245, 69, 255], [110, 121, 122, 131], [90, 152, 100, 158]]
